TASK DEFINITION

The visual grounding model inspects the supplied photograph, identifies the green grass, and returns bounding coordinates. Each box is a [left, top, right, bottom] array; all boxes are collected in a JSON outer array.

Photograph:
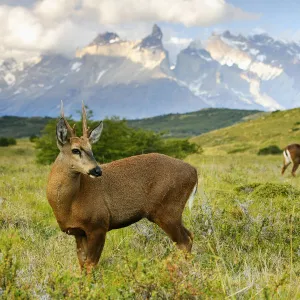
[[191, 108, 300, 155], [1, 139, 300, 298]]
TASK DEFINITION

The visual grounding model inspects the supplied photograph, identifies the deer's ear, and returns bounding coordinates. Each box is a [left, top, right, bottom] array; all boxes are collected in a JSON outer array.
[[89, 121, 103, 144], [56, 118, 68, 148]]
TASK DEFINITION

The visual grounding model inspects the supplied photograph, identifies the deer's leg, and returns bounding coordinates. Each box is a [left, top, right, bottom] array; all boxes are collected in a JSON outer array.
[[292, 162, 299, 177], [183, 226, 194, 243], [154, 218, 193, 252], [84, 229, 106, 273], [75, 235, 88, 269], [281, 160, 291, 175]]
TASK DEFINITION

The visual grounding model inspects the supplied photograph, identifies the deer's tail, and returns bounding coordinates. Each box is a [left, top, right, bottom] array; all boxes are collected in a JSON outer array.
[[283, 148, 292, 165], [188, 179, 198, 211]]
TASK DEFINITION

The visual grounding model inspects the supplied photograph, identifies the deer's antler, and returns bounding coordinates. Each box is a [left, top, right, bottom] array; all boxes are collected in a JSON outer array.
[[60, 100, 76, 137], [82, 101, 90, 138]]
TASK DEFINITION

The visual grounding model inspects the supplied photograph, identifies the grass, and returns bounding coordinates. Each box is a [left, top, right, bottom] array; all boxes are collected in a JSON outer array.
[[191, 108, 300, 155], [1, 139, 300, 298]]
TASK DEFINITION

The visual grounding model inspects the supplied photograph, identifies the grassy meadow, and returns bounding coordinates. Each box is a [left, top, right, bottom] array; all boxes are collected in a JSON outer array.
[[1, 116, 300, 298], [191, 108, 300, 156]]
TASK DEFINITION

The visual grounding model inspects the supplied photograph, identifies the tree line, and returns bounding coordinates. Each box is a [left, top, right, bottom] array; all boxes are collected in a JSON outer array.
[[35, 112, 201, 165]]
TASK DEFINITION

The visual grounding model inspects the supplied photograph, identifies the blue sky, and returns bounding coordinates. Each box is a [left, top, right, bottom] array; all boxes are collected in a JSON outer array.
[[229, 0, 300, 39], [159, 0, 300, 41], [0, 0, 299, 61]]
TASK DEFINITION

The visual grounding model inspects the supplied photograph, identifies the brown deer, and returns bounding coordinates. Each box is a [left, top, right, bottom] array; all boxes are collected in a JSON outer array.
[[46, 102, 198, 272], [281, 144, 300, 177]]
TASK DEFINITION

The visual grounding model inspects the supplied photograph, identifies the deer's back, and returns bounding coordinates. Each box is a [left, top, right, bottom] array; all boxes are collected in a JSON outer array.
[[287, 144, 300, 161]]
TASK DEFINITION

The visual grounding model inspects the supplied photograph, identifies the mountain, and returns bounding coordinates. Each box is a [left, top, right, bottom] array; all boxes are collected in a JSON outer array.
[[175, 31, 300, 111], [0, 26, 299, 119], [203, 31, 300, 110], [0, 25, 206, 119]]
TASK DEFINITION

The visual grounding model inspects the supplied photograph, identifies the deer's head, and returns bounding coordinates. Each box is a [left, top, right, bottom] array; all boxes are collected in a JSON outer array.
[[56, 102, 103, 178]]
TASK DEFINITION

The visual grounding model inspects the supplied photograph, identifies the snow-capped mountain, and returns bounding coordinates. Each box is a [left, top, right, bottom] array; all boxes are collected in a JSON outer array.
[[0, 25, 206, 119], [0, 26, 299, 119], [204, 31, 300, 110]]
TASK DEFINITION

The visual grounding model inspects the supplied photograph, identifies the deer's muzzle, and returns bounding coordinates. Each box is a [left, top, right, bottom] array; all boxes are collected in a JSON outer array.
[[88, 166, 102, 178]]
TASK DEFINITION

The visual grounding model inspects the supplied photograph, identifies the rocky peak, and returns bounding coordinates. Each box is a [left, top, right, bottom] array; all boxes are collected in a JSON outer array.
[[89, 32, 120, 46], [249, 33, 273, 44], [182, 41, 213, 62], [140, 24, 163, 49]]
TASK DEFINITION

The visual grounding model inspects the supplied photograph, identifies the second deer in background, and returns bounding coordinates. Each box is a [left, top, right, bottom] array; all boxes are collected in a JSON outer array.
[[282, 144, 300, 177]]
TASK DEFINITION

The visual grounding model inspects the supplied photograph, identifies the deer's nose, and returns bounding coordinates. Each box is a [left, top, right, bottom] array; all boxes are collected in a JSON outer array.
[[89, 166, 102, 177]]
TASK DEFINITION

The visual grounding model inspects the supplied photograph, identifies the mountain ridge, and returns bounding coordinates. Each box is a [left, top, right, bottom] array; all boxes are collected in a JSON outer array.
[[0, 26, 299, 119]]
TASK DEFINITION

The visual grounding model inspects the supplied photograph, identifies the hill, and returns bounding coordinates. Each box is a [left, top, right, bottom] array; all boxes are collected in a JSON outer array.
[[0, 108, 261, 138], [191, 108, 300, 155], [0, 116, 52, 138], [128, 108, 261, 138]]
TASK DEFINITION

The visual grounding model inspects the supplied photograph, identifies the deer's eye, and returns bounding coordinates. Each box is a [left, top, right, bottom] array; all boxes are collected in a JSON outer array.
[[72, 149, 81, 155]]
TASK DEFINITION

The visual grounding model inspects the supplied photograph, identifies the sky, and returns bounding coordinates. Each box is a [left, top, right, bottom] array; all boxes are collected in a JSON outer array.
[[0, 0, 299, 62]]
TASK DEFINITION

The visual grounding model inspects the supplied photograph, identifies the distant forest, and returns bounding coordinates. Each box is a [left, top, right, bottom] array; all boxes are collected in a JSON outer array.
[[0, 108, 261, 138]]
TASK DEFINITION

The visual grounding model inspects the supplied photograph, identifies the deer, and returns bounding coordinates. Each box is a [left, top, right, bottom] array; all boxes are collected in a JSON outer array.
[[46, 102, 198, 272], [281, 144, 300, 177]]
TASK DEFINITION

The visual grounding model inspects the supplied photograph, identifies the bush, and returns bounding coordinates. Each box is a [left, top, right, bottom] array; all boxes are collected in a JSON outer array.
[[236, 182, 300, 199], [0, 137, 16, 147], [29, 135, 38, 143], [0, 138, 9, 147], [257, 145, 282, 155], [35, 114, 200, 165], [253, 183, 300, 199]]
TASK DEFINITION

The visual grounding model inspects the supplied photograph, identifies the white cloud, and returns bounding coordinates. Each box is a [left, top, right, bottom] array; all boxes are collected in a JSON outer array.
[[82, 0, 258, 27], [0, 0, 259, 61], [166, 37, 193, 46], [251, 27, 267, 35]]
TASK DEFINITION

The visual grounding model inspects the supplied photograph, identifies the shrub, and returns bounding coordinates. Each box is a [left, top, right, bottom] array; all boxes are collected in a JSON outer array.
[[35, 113, 200, 165], [236, 182, 300, 199], [0, 137, 16, 147], [257, 145, 282, 155], [253, 183, 300, 199], [29, 135, 38, 143], [0, 138, 9, 147]]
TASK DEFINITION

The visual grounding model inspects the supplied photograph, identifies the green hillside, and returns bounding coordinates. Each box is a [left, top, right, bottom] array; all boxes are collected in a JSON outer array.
[[191, 108, 300, 155], [0, 116, 51, 138], [0, 108, 261, 138], [128, 108, 261, 137]]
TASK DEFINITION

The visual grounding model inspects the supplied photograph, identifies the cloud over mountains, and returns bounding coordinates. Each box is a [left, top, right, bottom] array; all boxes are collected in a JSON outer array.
[[0, 0, 258, 60]]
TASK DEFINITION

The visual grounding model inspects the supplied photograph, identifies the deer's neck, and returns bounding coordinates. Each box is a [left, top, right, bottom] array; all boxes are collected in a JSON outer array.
[[47, 154, 81, 222]]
